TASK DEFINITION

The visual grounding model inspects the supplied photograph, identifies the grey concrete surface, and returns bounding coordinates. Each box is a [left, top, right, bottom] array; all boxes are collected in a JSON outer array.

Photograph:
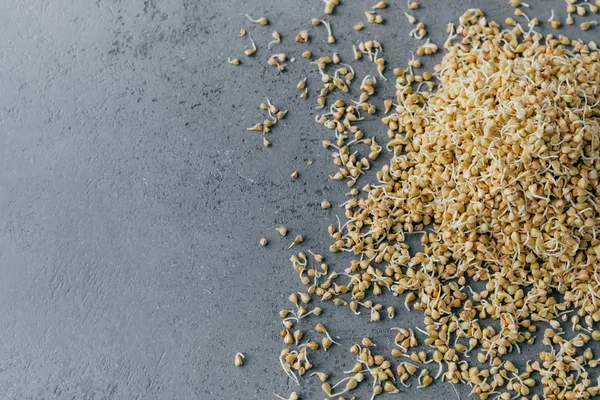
[[0, 0, 597, 399]]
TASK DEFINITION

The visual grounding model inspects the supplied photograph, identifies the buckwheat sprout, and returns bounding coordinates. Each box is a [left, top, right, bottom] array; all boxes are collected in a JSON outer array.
[[267, 31, 281, 49], [264, 96, 275, 110], [278, 356, 300, 385], [328, 383, 356, 398], [320, 20, 335, 44], [300, 307, 322, 319], [404, 12, 417, 25], [309, 371, 329, 383], [315, 64, 328, 82], [581, 21, 598, 31], [246, 122, 263, 131], [376, 64, 387, 81], [234, 352, 245, 366], [318, 328, 341, 346], [340, 62, 354, 76], [330, 375, 356, 390], [245, 14, 268, 25], [361, 75, 376, 87], [243, 35, 257, 57]]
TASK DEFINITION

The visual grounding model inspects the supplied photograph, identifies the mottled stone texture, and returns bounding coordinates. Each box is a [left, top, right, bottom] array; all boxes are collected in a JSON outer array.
[[0, 0, 595, 398]]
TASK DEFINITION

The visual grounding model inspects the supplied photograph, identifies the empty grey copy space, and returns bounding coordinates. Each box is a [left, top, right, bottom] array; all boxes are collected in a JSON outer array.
[[0, 0, 596, 399]]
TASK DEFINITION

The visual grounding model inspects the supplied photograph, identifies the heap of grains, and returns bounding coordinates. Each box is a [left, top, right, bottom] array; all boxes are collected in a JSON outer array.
[[235, 2, 600, 399], [323, 10, 600, 399]]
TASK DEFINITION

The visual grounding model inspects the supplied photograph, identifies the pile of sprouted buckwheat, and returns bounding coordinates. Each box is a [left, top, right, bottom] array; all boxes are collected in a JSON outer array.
[[232, 1, 600, 399]]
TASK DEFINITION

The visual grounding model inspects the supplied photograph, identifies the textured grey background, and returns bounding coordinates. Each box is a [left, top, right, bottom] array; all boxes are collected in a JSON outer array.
[[0, 0, 596, 399]]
